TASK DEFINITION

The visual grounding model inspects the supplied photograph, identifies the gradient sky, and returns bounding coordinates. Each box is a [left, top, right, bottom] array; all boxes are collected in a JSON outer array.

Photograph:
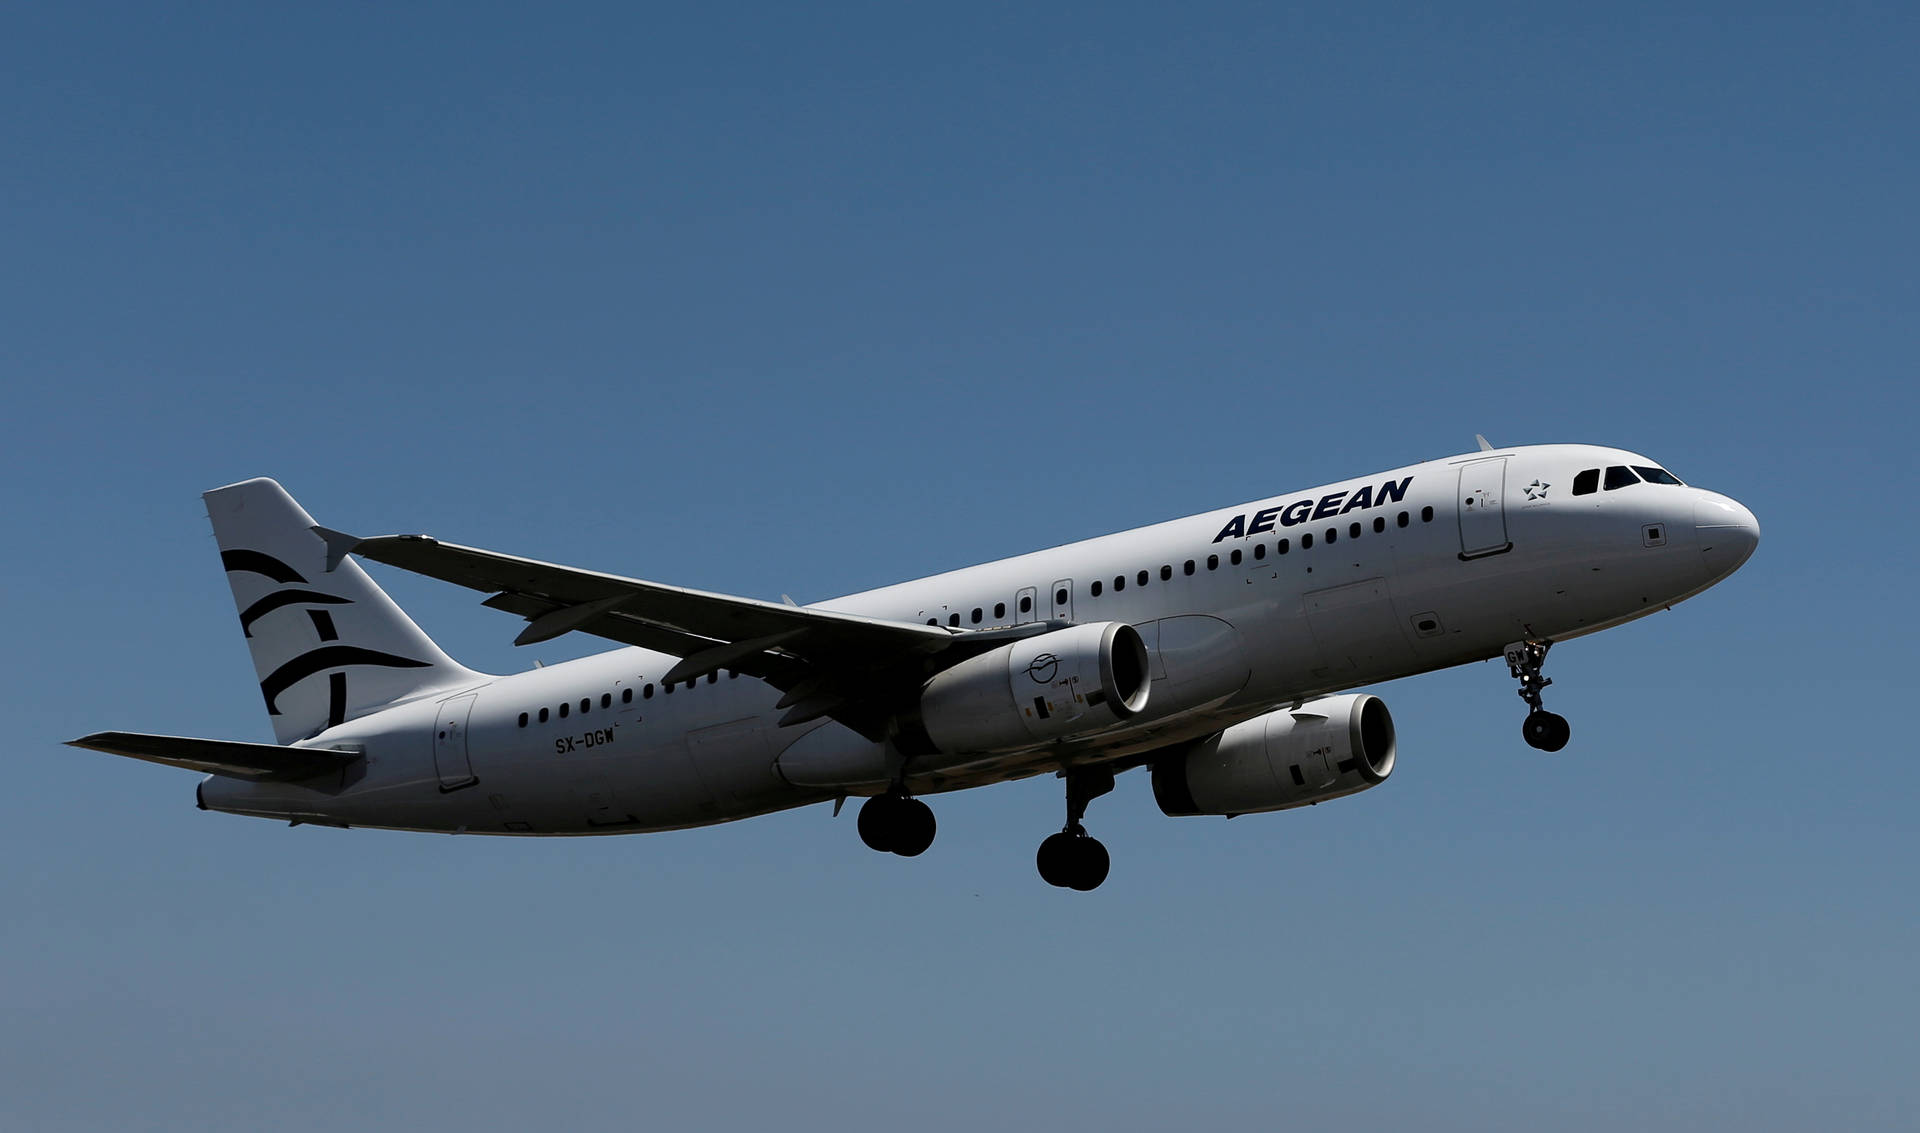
[[4, 3, 1916, 1130]]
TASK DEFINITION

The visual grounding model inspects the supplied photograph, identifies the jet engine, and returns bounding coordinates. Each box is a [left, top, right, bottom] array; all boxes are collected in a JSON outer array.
[[1152, 694, 1396, 817], [913, 621, 1151, 755]]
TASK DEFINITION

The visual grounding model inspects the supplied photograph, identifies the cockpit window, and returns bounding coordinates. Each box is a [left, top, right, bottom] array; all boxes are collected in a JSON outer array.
[[1603, 465, 1640, 490], [1632, 465, 1684, 486], [1572, 469, 1600, 496]]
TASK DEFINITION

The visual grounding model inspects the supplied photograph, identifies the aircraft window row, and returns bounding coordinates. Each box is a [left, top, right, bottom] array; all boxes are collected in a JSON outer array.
[[913, 504, 1443, 629], [516, 671, 739, 727], [1572, 465, 1685, 496], [1075, 506, 1440, 599]]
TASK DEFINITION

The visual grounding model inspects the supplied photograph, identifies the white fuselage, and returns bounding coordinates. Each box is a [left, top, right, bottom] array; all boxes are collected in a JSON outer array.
[[200, 444, 1759, 834]]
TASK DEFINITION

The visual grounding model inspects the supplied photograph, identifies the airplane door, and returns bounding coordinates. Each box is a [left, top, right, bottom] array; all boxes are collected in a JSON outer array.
[[1015, 586, 1039, 625], [432, 692, 479, 791], [1458, 458, 1511, 558], [1051, 579, 1074, 623]]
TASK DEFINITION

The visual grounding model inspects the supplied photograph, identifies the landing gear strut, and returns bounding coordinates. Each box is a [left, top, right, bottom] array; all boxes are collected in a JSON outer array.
[[858, 793, 936, 857], [1505, 639, 1571, 752], [1036, 767, 1113, 891]]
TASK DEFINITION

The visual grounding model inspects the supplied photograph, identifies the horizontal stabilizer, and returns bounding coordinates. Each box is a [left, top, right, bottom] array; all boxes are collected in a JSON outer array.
[[66, 731, 360, 781]]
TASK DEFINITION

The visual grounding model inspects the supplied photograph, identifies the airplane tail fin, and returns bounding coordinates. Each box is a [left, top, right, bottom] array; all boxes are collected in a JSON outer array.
[[204, 478, 486, 744]]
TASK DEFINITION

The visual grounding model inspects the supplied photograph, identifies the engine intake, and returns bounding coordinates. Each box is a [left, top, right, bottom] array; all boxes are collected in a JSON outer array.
[[915, 622, 1151, 755], [1153, 694, 1396, 817]]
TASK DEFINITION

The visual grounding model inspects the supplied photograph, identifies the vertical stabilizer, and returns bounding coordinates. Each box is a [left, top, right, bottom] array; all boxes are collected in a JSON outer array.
[[204, 478, 486, 743]]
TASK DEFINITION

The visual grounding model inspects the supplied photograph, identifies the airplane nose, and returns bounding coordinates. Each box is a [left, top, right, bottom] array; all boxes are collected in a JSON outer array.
[[1695, 494, 1760, 581]]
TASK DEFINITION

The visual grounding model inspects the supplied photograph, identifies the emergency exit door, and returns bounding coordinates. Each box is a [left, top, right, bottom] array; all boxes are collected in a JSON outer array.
[[1457, 458, 1511, 558]]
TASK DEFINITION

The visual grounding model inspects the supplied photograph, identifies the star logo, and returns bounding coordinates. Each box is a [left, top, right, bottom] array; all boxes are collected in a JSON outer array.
[[1523, 479, 1550, 501]]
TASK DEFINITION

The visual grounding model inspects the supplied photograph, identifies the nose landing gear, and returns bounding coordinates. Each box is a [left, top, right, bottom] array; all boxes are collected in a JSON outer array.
[[1036, 767, 1114, 891], [857, 793, 936, 857], [1506, 639, 1571, 752]]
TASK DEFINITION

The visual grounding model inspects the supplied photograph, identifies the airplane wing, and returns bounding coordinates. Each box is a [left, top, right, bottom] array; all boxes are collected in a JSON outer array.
[[68, 731, 359, 781], [314, 528, 1041, 741]]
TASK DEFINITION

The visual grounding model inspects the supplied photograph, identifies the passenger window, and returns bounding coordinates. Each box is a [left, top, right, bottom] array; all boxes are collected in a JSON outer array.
[[1253, 544, 1265, 560], [1350, 522, 1362, 539], [1113, 576, 1125, 592], [1055, 588, 1068, 606], [1302, 533, 1313, 549], [927, 618, 938, 626], [621, 688, 632, 704], [644, 683, 654, 698], [1183, 560, 1195, 576], [1422, 506, 1434, 522], [1160, 565, 1172, 581], [1229, 549, 1242, 565], [1326, 528, 1337, 544], [1020, 595, 1033, 613], [580, 698, 590, 713], [1397, 511, 1409, 527], [1277, 538, 1289, 554], [1604, 465, 1640, 490], [994, 602, 1006, 619], [949, 613, 960, 626], [1373, 516, 1385, 534], [1207, 554, 1219, 570], [971, 607, 982, 624], [559, 702, 569, 718], [1091, 580, 1104, 596], [1633, 465, 1684, 485], [539, 707, 550, 722], [1573, 468, 1600, 496], [707, 672, 717, 684], [599, 693, 610, 708], [685, 680, 696, 691], [518, 712, 528, 728]]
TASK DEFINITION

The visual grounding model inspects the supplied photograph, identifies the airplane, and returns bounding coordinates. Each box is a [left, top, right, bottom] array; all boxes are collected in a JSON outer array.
[[70, 440, 1759, 891]]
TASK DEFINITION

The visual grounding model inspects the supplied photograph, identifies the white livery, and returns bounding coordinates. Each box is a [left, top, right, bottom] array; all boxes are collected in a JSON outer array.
[[71, 441, 1759, 890]]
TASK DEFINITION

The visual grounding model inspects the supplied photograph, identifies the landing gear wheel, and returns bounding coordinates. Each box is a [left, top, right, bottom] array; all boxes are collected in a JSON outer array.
[[858, 794, 936, 855], [1066, 836, 1110, 891], [891, 798, 936, 857], [1523, 711, 1571, 752], [1036, 831, 1077, 888], [1505, 639, 1571, 751], [1036, 830, 1110, 891], [857, 795, 900, 853], [1037, 767, 1117, 890]]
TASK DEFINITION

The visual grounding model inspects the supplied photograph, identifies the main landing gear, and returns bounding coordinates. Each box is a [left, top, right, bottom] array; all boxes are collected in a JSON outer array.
[[1036, 767, 1114, 892], [1505, 639, 1571, 752], [858, 793, 936, 857]]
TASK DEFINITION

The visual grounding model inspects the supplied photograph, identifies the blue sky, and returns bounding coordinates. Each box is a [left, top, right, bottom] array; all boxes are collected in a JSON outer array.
[[4, 3, 1915, 1129]]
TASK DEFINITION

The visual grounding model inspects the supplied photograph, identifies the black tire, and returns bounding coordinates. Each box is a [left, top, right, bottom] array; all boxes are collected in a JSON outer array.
[[1036, 831, 1077, 887], [1067, 837, 1110, 892], [857, 795, 898, 853], [892, 798, 937, 857], [1523, 711, 1571, 752]]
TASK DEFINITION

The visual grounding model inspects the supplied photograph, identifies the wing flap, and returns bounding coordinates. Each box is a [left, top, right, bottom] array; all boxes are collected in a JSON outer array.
[[67, 731, 359, 781]]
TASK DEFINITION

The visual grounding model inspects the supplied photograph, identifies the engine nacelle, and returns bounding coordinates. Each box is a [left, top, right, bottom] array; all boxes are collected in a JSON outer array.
[[1152, 694, 1396, 817], [915, 622, 1151, 755]]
